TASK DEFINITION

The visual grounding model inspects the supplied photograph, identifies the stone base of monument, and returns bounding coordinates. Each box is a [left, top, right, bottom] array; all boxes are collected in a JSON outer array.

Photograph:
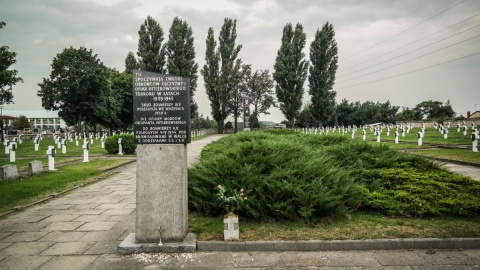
[[117, 233, 196, 255]]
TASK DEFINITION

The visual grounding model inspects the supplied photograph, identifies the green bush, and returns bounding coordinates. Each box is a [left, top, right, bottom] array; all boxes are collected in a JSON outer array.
[[189, 131, 366, 223], [188, 130, 480, 221], [225, 121, 233, 129], [105, 134, 136, 154]]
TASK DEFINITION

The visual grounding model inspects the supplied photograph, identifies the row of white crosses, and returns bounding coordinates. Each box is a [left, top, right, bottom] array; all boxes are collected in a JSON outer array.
[[191, 129, 207, 138]]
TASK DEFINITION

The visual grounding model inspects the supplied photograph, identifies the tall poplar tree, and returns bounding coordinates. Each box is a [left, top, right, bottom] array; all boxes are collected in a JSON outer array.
[[165, 17, 199, 119], [200, 28, 221, 131], [124, 51, 137, 73], [137, 16, 166, 73], [273, 23, 309, 128], [201, 18, 242, 133], [309, 22, 338, 128]]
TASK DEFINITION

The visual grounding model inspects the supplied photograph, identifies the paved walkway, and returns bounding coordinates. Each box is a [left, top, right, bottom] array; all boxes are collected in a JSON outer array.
[[0, 134, 479, 269]]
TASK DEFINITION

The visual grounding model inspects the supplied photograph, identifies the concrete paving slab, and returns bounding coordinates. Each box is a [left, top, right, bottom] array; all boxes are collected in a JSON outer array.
[[38, 231, 87, 242], [417, 250, 478, 265], [96, 203, 129, 209], [0, 255, 52, 270], [278, 251, 330, 267], [40, 241, 95, 255], [0, 241, 13, 251], [462, 249, 480, 261], [1, 241, 53, 255], [41, 221, 84, 231], [101, 208, 135, 216], [41, 214, 80, 222], [84, 241, 122, 255], [0, 231, 49, 242], [325, 251, 381, 267], [5, 214, 50, 223], [78, 229, 127, 242], [88, 254, 150, 270], [233, 251, 282, 268], [106, 215, 131, 222], [75, 221, 118, 231], [38, 255, 98, 270], [3, 221, 50, 232], [373, 250, 429, 266], [69, 203, 103, 210], [73, 214, 111, 222], [182, 251, 234, 268], [0, 232, 13, 240]]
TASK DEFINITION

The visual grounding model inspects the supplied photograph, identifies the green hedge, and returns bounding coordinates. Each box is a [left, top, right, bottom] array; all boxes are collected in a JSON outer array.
[[105, 134, 136, 154], [188, 129, 480, 222]]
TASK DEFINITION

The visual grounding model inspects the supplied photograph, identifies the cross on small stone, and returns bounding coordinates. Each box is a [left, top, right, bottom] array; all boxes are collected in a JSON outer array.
[[157, 225, 165, 246]]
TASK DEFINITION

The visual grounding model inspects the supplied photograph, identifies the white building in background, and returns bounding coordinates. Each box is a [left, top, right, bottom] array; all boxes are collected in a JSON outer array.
[[2, 110, 65, 132]]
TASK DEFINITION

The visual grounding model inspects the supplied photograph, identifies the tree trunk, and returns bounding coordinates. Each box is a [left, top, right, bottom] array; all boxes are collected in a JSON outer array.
[[76, 113, 82, 134]]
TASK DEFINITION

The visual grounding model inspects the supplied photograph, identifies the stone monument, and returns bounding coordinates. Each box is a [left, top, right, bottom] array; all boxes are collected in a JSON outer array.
[[118, 70, 195, 254]]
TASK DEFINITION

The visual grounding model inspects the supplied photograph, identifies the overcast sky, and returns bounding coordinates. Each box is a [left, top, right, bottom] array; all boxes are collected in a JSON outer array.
[[1, 0, 479, 123]]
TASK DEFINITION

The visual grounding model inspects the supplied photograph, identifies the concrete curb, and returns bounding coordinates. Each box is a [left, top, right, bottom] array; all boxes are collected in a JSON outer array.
[[197, 238, 480, 252]]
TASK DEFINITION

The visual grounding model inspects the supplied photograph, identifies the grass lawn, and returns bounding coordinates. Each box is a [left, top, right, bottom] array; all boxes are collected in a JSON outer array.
[[407, 148, 480, 165], [189, 211, 480, 241], [351, 127, 474, 145]]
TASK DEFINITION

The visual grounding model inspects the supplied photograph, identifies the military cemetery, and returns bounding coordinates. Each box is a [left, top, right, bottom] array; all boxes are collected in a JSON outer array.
[[1, 0, 480, 268]]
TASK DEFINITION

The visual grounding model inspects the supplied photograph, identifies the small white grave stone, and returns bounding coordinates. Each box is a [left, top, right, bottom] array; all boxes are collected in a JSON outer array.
[[83, 142, 89, 162], [472, 130, 479, 153], [9, 142, 17, 162], [46, 146, 56, 171], [118, 138, 123, 155], [417, 131, 423, 146], [394, 131, 399, 144], [61, 139, 67, 154]]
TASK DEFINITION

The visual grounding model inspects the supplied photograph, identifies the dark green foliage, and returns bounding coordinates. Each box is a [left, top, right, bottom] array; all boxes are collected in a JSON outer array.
[[309, 22, 338, 128], [189, 131, 365, 223], [224, 121, 233, 129], [273, 23, 309, 128], [137, 16, 166, 73], [336, 99, 399, 126], [165, 17, 199, 119], [105, 134, 136, 154], [189, 131, 480, 222], [107, 70, 133, 131], [37, 46, 116, 132], [0, 21, 23, 105], [412, 100, 455, 122], [124, 52, 137, 73]]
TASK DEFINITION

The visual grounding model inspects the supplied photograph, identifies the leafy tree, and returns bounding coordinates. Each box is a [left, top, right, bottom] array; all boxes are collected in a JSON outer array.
[[165, 17, 199, 119], [230, 61, 250, 133], [124, 51, 137, 73], [1, 22, 23, 140], [12, 115, 30, 130], [413, 100, 455, 122], [335, 99, 399, 126], [38, 46, 116, 133], [247, 69, 276, 117], [137, 16, 166, 73], [201, 18, 242, 133], [0, 22, 22, 105], [273, 23, 309, 128], [309, 22, 338, 128], [295, 103, 317, 128], [396, 107, 416, 122], [108, 69, 133, 131], [249, 113, 260, 129], [201, 27, 221, 131], [336, 98, 354, 126]]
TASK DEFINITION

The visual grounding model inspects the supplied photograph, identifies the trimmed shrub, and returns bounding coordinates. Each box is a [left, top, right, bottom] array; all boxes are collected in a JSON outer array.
[[188, 130, 480, 221], [105, 134, 136, 154]]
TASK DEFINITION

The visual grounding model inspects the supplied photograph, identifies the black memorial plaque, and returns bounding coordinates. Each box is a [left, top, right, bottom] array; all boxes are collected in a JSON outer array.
[[133, 70, 190, 144]]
